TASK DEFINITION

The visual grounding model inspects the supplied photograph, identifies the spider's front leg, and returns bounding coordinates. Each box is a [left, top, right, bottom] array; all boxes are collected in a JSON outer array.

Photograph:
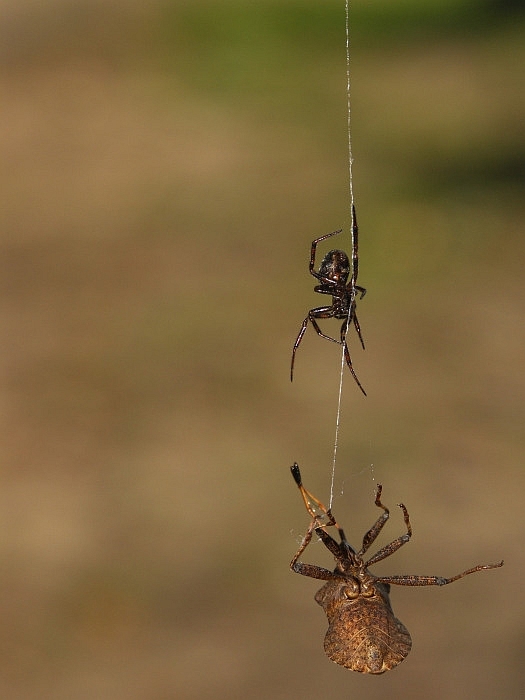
[[309, 229, 343, 281]]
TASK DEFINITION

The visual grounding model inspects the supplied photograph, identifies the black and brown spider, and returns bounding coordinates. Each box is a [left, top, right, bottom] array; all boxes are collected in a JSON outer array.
[[290, 464, 503, 674], [291, 205, 367, 395]]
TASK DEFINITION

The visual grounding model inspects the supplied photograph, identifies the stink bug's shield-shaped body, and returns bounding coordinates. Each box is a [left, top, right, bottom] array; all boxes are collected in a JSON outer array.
[[315, 577, 411, 674], [289, 464, 503, 674]]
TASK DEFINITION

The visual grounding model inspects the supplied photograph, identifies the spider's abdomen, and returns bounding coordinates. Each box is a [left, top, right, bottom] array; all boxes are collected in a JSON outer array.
[[318, 250, 350, 284]]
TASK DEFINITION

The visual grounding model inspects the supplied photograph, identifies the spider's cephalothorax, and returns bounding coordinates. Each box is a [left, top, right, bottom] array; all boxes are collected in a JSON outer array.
[[291, 205, 367, 395], [289, 464, 503, 674]]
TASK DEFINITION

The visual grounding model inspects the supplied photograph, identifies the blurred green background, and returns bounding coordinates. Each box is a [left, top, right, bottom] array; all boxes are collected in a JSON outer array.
[[1, 1, 524, 698]]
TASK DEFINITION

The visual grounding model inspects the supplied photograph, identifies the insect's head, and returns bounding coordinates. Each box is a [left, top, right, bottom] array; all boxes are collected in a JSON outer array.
[[314, 570, 389, 613]]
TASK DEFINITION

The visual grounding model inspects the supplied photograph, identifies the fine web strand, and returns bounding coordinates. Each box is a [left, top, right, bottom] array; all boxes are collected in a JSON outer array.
[[329, 338, 347, 509], [345, 0, 356, 217], [329, 0, 355, 510]]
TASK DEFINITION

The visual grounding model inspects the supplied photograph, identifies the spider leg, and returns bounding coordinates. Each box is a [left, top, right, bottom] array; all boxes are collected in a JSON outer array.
[[290, 318, 308, 381], [341, 319, 367, 396], [290, 309, 341, 381], [343, 280, 366, 348], [310, 315, 341, 344], [350, 204, 359, 287], [309, 229, 343, 281], [376, 561, 504, 587], [353, 310, 366, 350], [349, 203, 366, 346]]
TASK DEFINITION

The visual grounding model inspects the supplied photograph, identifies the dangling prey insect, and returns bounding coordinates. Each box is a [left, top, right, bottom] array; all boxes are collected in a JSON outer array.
[[289, 464, 503, 674]]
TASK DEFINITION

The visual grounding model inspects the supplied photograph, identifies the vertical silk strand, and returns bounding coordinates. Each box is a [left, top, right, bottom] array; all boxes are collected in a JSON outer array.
[[329, 1, 355, 509]]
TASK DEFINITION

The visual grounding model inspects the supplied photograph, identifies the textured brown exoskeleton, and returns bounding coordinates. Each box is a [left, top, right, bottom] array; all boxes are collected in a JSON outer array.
[[290, 464, 503, 674], [290, 205, 367, 395]]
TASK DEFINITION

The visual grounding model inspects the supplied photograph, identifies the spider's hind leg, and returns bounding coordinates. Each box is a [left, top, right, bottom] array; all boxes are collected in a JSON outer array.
[[290, 316, 309, 381], [341, 319, 366, 396], [353, 310, 365, 350], [290, 310, 341, 381]]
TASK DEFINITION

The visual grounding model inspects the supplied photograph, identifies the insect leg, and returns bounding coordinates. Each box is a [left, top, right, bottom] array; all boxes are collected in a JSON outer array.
[[377, 560, 504, 587], [290, 515, 339, 581], [364, 503, 412, 567], [359, 484, 390, 556]]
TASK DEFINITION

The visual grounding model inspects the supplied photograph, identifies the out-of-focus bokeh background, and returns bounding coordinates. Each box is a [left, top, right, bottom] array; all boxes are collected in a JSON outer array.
[[1, 1, 524, 698]]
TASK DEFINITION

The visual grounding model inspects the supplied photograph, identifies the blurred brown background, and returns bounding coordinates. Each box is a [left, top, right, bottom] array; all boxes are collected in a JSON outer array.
[[1, 1, 524, 698]]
